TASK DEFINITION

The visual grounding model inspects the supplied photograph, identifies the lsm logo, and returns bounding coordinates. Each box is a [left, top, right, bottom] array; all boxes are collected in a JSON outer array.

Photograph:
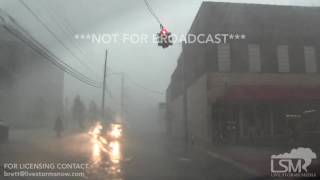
[[271, 147, 317, 178]]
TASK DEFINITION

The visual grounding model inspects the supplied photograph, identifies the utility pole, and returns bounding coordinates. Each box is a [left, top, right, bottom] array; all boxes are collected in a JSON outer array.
[[120, 73, 125, 122], [101, 49, 108, 119]]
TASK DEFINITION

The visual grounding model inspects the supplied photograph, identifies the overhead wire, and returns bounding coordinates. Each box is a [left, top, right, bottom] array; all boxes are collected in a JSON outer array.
[[124, 73, 164, 95], [43, 6, 101, 80], [105, 69, 164, 96], [3, 1, 166, 96], [40, 1, 90, 58], [6, 26, 102, 87], [2, 12, 102, 88], [143, 0, 163, 26], [18, 0, 98, 79], [13, 0, 167, 92]]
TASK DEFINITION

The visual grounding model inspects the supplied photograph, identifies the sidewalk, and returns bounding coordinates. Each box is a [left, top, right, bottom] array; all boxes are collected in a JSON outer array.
[[197, 143, 320, 177]]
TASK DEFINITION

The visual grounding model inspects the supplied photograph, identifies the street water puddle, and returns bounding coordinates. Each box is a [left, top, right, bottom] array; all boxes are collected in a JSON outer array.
[[86, 122, 124, 180]]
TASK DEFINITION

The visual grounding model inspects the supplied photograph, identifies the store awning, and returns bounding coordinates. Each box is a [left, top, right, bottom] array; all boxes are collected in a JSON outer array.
[[223, 85, 320, 103]]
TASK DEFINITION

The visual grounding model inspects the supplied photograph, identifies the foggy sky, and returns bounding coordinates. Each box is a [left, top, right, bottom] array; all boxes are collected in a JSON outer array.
[[1, 0, 319, 117]]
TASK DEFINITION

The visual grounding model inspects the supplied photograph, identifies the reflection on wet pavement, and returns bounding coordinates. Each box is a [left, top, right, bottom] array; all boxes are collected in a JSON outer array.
[[87, 122, 124, 180]]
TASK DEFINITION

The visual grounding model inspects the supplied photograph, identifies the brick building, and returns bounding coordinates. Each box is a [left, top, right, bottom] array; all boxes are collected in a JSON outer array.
[[166, 2, 320, 145]]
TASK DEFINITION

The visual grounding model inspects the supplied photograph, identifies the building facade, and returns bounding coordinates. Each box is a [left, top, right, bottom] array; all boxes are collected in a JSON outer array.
[[0, 13, 64, 128], [167, 2, 320, 145]]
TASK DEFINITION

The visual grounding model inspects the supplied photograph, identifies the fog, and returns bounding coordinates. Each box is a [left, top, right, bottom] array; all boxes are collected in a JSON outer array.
[[1, 1, 320, 179], [1, 0, 320, 129]]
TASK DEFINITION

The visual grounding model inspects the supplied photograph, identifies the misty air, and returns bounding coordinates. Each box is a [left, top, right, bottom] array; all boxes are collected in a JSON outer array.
[[0, 0, 320, 180]]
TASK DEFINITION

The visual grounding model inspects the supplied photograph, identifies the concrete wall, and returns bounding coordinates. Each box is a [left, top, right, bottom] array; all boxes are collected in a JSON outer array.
[[168, 74, 212, 144], [157, 103, 167, 134], [187, 74, 211, 144], [168, 95, 185, 140]]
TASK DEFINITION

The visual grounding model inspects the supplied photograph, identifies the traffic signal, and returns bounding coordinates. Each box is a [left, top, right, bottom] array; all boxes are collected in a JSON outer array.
[[157, 26, 173, 48]]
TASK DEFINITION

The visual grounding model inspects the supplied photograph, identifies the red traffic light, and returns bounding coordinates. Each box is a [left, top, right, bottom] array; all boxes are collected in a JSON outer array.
[[160, 27, 169, 36], [157, 26, 173, 48]]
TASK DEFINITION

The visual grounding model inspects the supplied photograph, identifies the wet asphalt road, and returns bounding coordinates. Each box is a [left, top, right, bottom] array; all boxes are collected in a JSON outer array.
[[0, 128, 252, 180], [122, 131, 252, 180]]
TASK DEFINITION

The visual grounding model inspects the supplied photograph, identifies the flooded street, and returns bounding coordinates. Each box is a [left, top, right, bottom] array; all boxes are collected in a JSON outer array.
[[86, 122, 124, 180], [84, 122, 252, 180], [0, 122, 252, 180]]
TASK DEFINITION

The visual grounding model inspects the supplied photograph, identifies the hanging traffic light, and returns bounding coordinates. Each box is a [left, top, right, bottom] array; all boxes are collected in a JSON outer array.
[[143, 0, 173, 48], [157, 25, 173, 48]]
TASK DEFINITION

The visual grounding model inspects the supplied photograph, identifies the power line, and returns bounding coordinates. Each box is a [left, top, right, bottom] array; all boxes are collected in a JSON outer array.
[[125, 74, 164, 95], [41, 1, 91, 59], [18, 0, 97, 78], [7, 26, 102, 87], [143, 0, 163, 25], [106, 70, 164, 95], [2, 12, 102, 88], [44, 9, 101, 79], [44, 6, 89, 56]]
